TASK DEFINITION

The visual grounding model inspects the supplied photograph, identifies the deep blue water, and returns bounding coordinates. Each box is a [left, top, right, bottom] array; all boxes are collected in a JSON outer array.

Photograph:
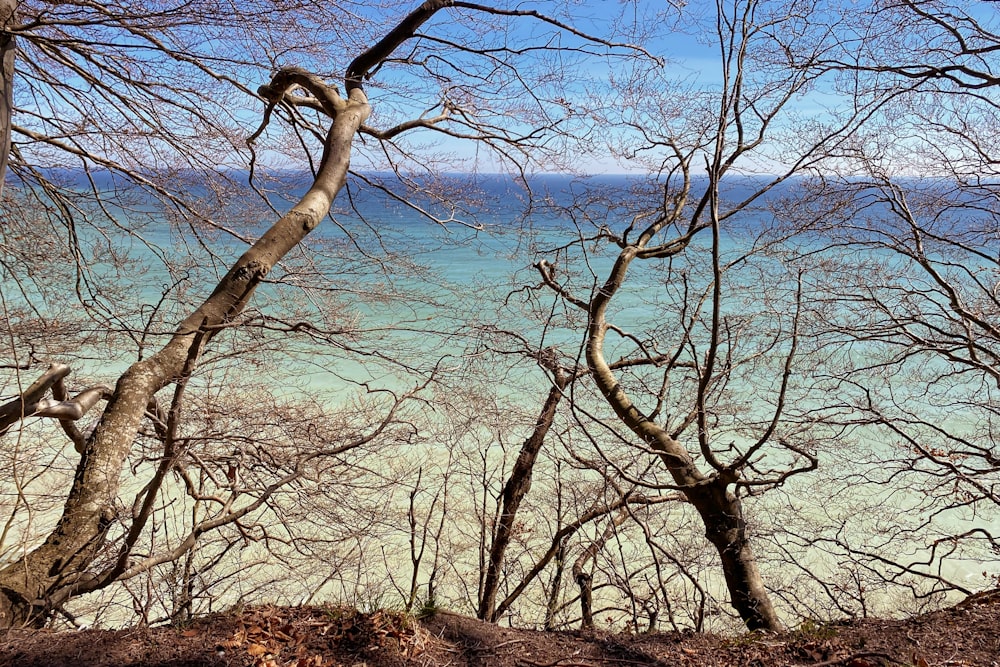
[[5, 170, 989, 389]]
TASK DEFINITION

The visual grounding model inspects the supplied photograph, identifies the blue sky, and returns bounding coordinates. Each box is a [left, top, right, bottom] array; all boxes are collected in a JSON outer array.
[[338, 1, 753, 174], [344, 0, 871, 175], [13, 0, 981, 178]]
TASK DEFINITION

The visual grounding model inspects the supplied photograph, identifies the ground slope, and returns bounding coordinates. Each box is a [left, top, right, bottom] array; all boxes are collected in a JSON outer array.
[[2, 593, 999, 667]]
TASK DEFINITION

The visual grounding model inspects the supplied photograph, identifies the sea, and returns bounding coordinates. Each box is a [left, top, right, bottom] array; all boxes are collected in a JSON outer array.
[[1, 170, 997, 627]]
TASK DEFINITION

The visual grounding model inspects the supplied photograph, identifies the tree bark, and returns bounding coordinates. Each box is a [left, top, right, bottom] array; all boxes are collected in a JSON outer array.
[[0, 0, 14, 196], [571, 240, 783, 632], [478, 357, 568, 622], [0, 70, 370, 631], [575, 570, 594, 630], [687, 477, 779, 631], [542, 539, 566, 630], [572, 509, 627, 631], [0, 364, 71, 437]]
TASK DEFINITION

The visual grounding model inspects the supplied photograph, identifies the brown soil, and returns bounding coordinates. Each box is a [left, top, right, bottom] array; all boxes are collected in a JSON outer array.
[[2, 592, 999, 667]]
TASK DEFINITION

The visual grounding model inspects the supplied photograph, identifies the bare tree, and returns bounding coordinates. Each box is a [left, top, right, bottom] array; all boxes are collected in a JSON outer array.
[[476, 343, 571, 621], [528, 0, 888, 630], [772, 0, 1000, 611], [0, 0, 657, 628], [784, 176, 1000, 607]]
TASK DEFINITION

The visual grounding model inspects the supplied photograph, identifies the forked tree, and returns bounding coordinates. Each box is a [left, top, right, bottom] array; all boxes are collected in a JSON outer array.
[[529, 0, 888, 630]]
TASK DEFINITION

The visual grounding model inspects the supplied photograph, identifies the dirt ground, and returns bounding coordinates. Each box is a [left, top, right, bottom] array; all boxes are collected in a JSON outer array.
[[2, 591, 999, 667]]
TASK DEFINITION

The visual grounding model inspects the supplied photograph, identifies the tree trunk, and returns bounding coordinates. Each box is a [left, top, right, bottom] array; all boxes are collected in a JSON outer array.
[[587, 332, 782, 630], [542, 539, 566, 630], [686, 478, 779, 631], [478, 358, 567, 622], [572, 507, 629, 632], [0, 73, 371, 630], [558, 241, 784, 632], [0, 0, 14, 196], [575, 571, 594, 631]]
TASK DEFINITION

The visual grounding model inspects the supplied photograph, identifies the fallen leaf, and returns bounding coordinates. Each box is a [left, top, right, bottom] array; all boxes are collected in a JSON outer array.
[[247, 643, 269, 657], [180, 628, 200, 638]]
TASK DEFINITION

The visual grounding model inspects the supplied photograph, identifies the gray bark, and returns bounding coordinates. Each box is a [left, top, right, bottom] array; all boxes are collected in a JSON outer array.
[[0, 0, 459, 626]]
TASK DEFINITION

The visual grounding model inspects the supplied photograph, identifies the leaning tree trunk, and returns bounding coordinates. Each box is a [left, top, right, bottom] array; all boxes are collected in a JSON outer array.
[[0, 79, 368, 625], [0, 0, 461, 627], [478, 354, 568, 622], [687, 476, 779, 631]]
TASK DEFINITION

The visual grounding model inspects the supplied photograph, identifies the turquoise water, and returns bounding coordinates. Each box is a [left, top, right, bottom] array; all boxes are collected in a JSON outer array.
[[3, 172, 997, 624]]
